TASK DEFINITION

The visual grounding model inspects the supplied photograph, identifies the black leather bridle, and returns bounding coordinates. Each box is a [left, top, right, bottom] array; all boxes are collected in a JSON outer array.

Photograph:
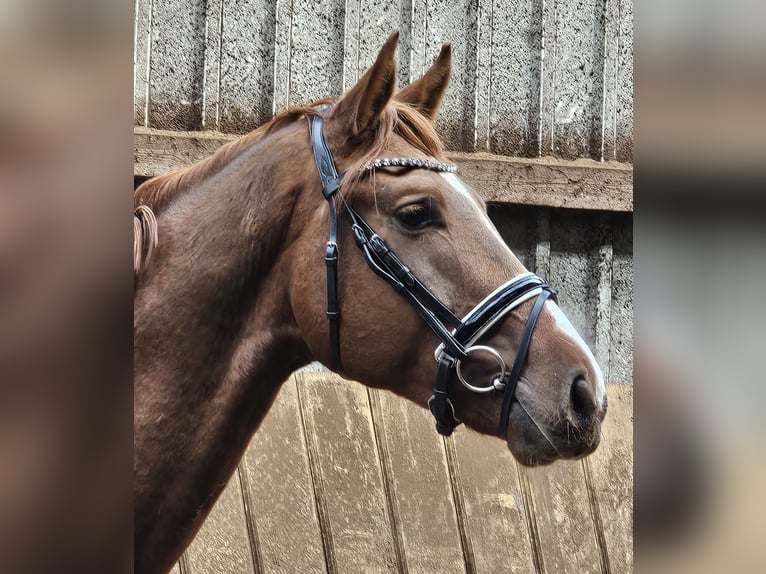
[[310, 113, 556, 437]]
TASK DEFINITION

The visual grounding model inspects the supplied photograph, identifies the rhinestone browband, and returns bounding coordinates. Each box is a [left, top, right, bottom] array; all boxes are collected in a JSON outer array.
[[363, 157, 457, 173]]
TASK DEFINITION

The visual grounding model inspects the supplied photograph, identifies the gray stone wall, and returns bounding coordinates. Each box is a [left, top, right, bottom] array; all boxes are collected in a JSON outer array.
[[134, 0, 633, 161]]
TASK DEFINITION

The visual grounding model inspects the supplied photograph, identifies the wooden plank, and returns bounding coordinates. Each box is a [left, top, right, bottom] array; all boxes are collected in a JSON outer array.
[[288, 0, 345, 106], [533, 208, 552, 280], [539, 0, 556, 156], [587, 384, 633, 573], [133, 127, 237, 177], [184, 467, 254, 574], [450, 431, 536, 573], [271, 0, 293, 114], [240, 376, 326, 573], [147, 0, 206, 130], [522, 462, 603, 574], [541, 0, 607, 159], [373, 389, 466, 574], [133, 0, 152, 127], [616, 0, 634, 162], [472, 0, 494, 152], [488, 203, 539, 270], [453, 152, 632, 212], [600, 0, 634, 162], [297, 373, 399, 573], [200, 0, 222, 130], [601, 0, 620, 161], [343, 1, 412, 91], [133, 127, 633, 212], [549, 209, 604, 346], [594, 213, 615, 383]]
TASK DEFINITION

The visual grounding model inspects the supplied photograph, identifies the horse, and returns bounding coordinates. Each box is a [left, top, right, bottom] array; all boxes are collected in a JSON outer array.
[[134, 32, 607, 574]]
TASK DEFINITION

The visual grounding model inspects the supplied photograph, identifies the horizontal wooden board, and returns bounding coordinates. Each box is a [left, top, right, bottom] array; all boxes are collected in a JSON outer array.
[[133, 127, 633, 212]]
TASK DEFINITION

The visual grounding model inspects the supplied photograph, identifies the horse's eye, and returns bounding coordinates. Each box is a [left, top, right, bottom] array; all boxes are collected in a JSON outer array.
[[394, 203, 433, 230]]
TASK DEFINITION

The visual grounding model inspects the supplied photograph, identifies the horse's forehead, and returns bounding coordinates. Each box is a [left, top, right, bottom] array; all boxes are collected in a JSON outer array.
[[437, 172, 485, 212]]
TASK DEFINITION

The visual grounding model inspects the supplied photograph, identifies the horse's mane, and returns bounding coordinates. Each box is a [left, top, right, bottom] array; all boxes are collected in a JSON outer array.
[[133, 97, 445, 275], [133, 98, 334, 214]]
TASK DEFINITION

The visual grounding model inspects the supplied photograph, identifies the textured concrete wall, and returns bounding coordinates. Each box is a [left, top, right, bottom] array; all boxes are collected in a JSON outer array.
[[134, 0, 633, 160]]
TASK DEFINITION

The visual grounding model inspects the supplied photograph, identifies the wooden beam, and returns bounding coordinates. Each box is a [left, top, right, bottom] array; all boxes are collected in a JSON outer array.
[[134, 127, 633, 212], [448, 152, 632, 212]]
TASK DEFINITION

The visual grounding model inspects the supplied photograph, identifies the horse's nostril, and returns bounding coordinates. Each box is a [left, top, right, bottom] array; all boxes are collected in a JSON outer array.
[[570, 376, 597, 421]]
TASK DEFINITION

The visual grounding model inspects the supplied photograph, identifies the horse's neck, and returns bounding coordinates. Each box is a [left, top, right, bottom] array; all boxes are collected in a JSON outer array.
[[134, 131, 310, 395], [134, 129, 315, 572]]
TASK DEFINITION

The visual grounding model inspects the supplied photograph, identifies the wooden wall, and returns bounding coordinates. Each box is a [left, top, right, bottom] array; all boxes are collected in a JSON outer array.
[[174, 374, 632, 574]]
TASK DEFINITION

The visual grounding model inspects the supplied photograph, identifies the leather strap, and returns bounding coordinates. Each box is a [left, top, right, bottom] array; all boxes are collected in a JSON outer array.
[[311, 115, 344, 372], [346, 206, 461, 327], [345, 205, 468, 361], [497, 289, 552, 436], [311, 115, 344, 199], [428, 356, 461, 436], [453, 275, 548, 343]]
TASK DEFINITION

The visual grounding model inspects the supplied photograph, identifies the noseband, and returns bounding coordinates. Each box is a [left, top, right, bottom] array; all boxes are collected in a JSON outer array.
[[310, 114, 556, 437]]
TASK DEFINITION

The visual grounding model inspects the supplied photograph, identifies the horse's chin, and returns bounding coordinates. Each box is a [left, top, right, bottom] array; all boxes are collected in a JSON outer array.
[[504, 400, 603, 466], [504, 403, 559, 466]]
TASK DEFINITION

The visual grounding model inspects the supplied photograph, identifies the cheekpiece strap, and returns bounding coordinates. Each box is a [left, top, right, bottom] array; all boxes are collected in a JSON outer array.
[[311, 115, 344, 198], [428, 356, 461, 436], [311, 115, 343, 373]]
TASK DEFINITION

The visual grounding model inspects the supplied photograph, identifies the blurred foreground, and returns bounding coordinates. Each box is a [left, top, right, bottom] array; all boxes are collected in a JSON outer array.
[[638, 0, 766, 571], [0, 1, 133, 572]]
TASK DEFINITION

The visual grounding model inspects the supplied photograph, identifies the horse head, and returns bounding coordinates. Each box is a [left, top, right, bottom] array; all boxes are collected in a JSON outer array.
[[289, 32, 607, 465]]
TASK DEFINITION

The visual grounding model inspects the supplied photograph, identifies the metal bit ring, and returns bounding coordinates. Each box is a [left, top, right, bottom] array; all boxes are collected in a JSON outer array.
[[454, 345, 508, 393]]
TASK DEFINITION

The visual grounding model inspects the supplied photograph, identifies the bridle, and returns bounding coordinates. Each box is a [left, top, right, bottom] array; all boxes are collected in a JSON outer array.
[[310, 113, 556, 437]]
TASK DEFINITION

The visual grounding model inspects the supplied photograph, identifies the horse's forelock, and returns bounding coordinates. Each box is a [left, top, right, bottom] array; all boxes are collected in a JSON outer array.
[[338, 100, 447, 200]]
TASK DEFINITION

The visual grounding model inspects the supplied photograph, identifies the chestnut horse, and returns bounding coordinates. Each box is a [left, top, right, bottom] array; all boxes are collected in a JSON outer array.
[[134, 33, 606, 574]]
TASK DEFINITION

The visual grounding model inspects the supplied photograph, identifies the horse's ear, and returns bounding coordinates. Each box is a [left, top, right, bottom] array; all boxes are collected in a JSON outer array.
[[395, 43, 451, 120], [333, 31, 399, 135]]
